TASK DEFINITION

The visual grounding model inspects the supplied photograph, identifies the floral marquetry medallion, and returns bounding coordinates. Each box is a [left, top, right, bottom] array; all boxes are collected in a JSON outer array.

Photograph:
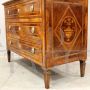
[[61, 16, 77, 43]]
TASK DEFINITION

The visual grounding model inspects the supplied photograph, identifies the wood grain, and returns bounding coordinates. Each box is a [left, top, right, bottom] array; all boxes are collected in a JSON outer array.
[[3, 0, 88, 89]]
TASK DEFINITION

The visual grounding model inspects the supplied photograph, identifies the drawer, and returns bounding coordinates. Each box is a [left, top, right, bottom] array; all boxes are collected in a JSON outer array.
[[6, 22, 22, 39], [5, 0, 41, 18], [22, 24, 42, 37], [6, 22, 42, 46], [7, 37, 42, 64], [20, 23, 42, 46], [20, 42, 42, 63], [7, 37, 21, 49]]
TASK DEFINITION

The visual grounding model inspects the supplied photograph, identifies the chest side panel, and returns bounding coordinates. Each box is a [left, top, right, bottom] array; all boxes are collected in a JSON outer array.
[[46, 0, 88, 67]]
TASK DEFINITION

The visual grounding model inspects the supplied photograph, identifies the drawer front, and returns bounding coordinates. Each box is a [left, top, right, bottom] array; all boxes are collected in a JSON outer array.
[[6, 22, 42, 45], [22, 24, 42, 37], [7, 37, 42, 64], [21, 43, 42, 61], [7, 37, 21, 49], [20, 23, 42, 46], [5, 0, 41, 18], [6, 22, 22, 39]]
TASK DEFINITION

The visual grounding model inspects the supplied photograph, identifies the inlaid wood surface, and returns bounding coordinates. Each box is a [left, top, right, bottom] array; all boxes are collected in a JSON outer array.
[[3, 0, 88, 89]]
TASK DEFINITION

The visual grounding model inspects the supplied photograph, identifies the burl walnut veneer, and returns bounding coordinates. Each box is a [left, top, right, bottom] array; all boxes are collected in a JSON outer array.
[[3, 0, 88, 89]]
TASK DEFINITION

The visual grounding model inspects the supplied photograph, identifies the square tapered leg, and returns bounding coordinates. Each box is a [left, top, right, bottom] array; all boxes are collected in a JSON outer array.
[[44, 70, 50, 89], [80, 60, 86, 77], [7, 50, 11, 62]]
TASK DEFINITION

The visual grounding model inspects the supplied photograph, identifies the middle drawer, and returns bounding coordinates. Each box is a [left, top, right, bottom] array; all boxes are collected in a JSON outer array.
[[6, 22, 43, 48]]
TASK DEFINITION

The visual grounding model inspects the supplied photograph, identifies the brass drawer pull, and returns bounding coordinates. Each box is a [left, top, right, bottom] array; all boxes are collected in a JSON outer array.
[[29, 4, 34, 12], [31, 48, 35, 54], [18, 43, 21, 48], [17, 9, 20, 13], [18, 26, 21, 31], [7, 10, 10, 15], [9, 41, 12, 45], [8, 25, 11, 30], [31, 26, 35, 34]]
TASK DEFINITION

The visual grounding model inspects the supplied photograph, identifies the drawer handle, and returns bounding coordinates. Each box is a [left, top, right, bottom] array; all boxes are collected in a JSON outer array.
[[9, 41, 12, 45], [29, 4, 34, 12], [18, 27, 21, 31], [31, 26, 35, 34], [8, 25, 11, 30], [7, 10, 10, 15], [18, 43, 21, 48], [31, 48, 35, 54], [17, 9, 20, 13]]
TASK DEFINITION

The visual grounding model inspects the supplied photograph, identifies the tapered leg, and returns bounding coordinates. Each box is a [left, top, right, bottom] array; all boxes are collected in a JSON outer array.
[[44, 70, 50, 89], [80, 60, 86, 77], [7, 50, 11, 62]]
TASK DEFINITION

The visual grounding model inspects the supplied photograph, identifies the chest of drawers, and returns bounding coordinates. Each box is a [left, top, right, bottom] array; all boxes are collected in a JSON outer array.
[[3, 0, 88, 89]]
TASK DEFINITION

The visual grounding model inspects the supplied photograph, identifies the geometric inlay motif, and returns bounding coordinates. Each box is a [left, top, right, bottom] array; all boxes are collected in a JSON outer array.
[[54, 5, 82, 50]]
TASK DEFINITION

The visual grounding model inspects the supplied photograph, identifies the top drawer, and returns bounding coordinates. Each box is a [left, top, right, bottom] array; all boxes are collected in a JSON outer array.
[[5, 0, 42, 18]]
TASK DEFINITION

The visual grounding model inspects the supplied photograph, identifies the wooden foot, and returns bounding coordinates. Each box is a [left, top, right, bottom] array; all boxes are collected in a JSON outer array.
[[44, 70, 50, 89], [7, 50, 11, 62], [80, 60, 86, 77]]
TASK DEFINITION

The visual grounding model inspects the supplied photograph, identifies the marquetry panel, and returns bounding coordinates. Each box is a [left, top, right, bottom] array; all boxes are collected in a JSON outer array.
[[53, 2, 84, 58]]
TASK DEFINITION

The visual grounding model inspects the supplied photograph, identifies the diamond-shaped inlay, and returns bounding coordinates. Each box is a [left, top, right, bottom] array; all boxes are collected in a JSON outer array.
[[54, 6, 82, 50]]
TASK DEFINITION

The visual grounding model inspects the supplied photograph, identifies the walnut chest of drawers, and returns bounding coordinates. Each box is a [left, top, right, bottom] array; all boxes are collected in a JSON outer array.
[[3, 0, 88, 89]]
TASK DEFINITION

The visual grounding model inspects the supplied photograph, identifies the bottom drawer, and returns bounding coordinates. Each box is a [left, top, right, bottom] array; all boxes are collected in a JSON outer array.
[[21, 43, 42, 63], [7, 38, 43, 65], [7, 37, 21, 49]]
